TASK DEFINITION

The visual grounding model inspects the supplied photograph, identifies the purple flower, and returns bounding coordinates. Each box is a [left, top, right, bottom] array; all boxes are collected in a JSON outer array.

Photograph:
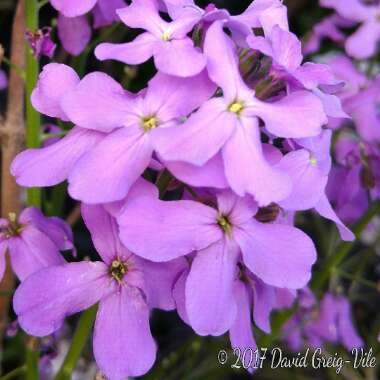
[[95, 0, 207, 77], [174, 259, 296, 370], [14, 199, 186, 380], [327, 135, 380, 223], [0, 208, 73, 282], [118, 189, 316, 335], [247, 25, 348, 118], [57, 15, 91, 57], [303, 15, 355, 55], [12, 63, 214, 203], [50, 0, 97, 17], [25, 27, 56, 59], [283, 291, 363, 351], [321, 0, 380, 59], [155, 22, 327, 205], [0, 69, 7, 90], [56, 0, 125, 56], [275, 130, 354, 240]]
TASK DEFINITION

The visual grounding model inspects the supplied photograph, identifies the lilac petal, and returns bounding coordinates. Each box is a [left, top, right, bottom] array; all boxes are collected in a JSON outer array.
[[229, 282, 257, 370], [145, 71, 215, 121], [117, 0, 164, 36], [154, 98, 236, 166], [337, 297, 363, 350], [277, 149, 328, 210], [11, 127, 103, 187], [315, 194, 355, 241], [246, 35, 273, 56], [135, 257, 187, 310], [81, 204, 127, 264], [321, 0, 374, 22], [248, 91, 326, 138], [293, 62, 341, 90], [9, 226, 66, 281], [0, 241, 7, 282], [31, 63, 79, 120], [69, 127, 152, 203], [61, 72, 132, 132], [163, 154, 229, 189], [252, 278, 275, 333], [93, 0, 126, 28], [173, 268, 190, 324], [235, 220, 317, 289], [118, 197, 221, 261], [19, 208, 74, 252], [50, 0, 97, 17], [153, 38, 206, 77], [309, 293, 339, 342], [222, 118, 292, 206], [93, 286, 156, 379], [270, 26, 302, 72], [216, 191, 258, 226], [0, 70, 8, 90], [351, 102, 380, 142], [204, 21, 244, 100], [57, 14, 91, 56], [346, 22, 380, 60], [14, 262, 109, 336], [186, 239, 238, 335], [95, 33, 156, 65]]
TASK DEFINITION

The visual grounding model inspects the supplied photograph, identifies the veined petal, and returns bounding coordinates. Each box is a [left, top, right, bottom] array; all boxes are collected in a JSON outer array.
[[68, 127, 153, 203], [81, 204, 127, 264], [315, 194, 355, 241], [229, 282, 257, 372], [247, 91, 326, 138], [118, 197, 221, 262], [153, 38, 206, 77], [31, 63, 79, 120], [222, 117, 292, 206], [186, 239, 239, 336], [94, 286, 156, 380], [50, 0, 97, 17], [145, 71, 215, 121], [11, 127, 104, 187], [153, 98, 236, 166], [61, 72, 132, 132], [95, 33, 156, 65], [235, 220, 316, 289], [117, 0, 165, 36], [14, 262, 109, 336], [57, 15, 91, 57]]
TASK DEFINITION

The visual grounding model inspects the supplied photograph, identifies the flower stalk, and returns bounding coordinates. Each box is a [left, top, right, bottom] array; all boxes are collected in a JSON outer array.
[[54, 305, 98, 380], [25, 0, 41, 207]]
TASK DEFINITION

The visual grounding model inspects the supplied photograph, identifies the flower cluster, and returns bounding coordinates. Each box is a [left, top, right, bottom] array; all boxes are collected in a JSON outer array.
[[3, 0, 378, 379]]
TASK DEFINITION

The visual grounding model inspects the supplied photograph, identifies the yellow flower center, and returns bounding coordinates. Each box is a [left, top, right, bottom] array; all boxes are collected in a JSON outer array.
[[228, 101, 244, 115], [309, 155, 317, 165], [141, 116, 158, 132], [110, 260, 127, 283], [162, 30, 172, 41], [217, 215, 232, 235]]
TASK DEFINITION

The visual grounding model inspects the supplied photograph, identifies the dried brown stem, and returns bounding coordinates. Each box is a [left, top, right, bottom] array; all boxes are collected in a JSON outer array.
[[0, 0, 25, 338]]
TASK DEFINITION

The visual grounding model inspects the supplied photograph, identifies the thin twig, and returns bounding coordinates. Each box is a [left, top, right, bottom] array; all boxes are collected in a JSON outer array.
[[0, 0, 25, 339]]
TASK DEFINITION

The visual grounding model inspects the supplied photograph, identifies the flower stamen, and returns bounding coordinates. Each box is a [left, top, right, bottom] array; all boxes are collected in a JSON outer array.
[[228, 101, 244, 115], [109, 260, 127, 283]]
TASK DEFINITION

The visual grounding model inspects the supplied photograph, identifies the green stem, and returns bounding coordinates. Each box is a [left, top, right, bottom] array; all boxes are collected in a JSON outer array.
[[25, 338, 39, 380], [0, 366, 26, 380], [54, 305, 98, 380], [311, 201, 380, 294], [25, 0, 41, 207]]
